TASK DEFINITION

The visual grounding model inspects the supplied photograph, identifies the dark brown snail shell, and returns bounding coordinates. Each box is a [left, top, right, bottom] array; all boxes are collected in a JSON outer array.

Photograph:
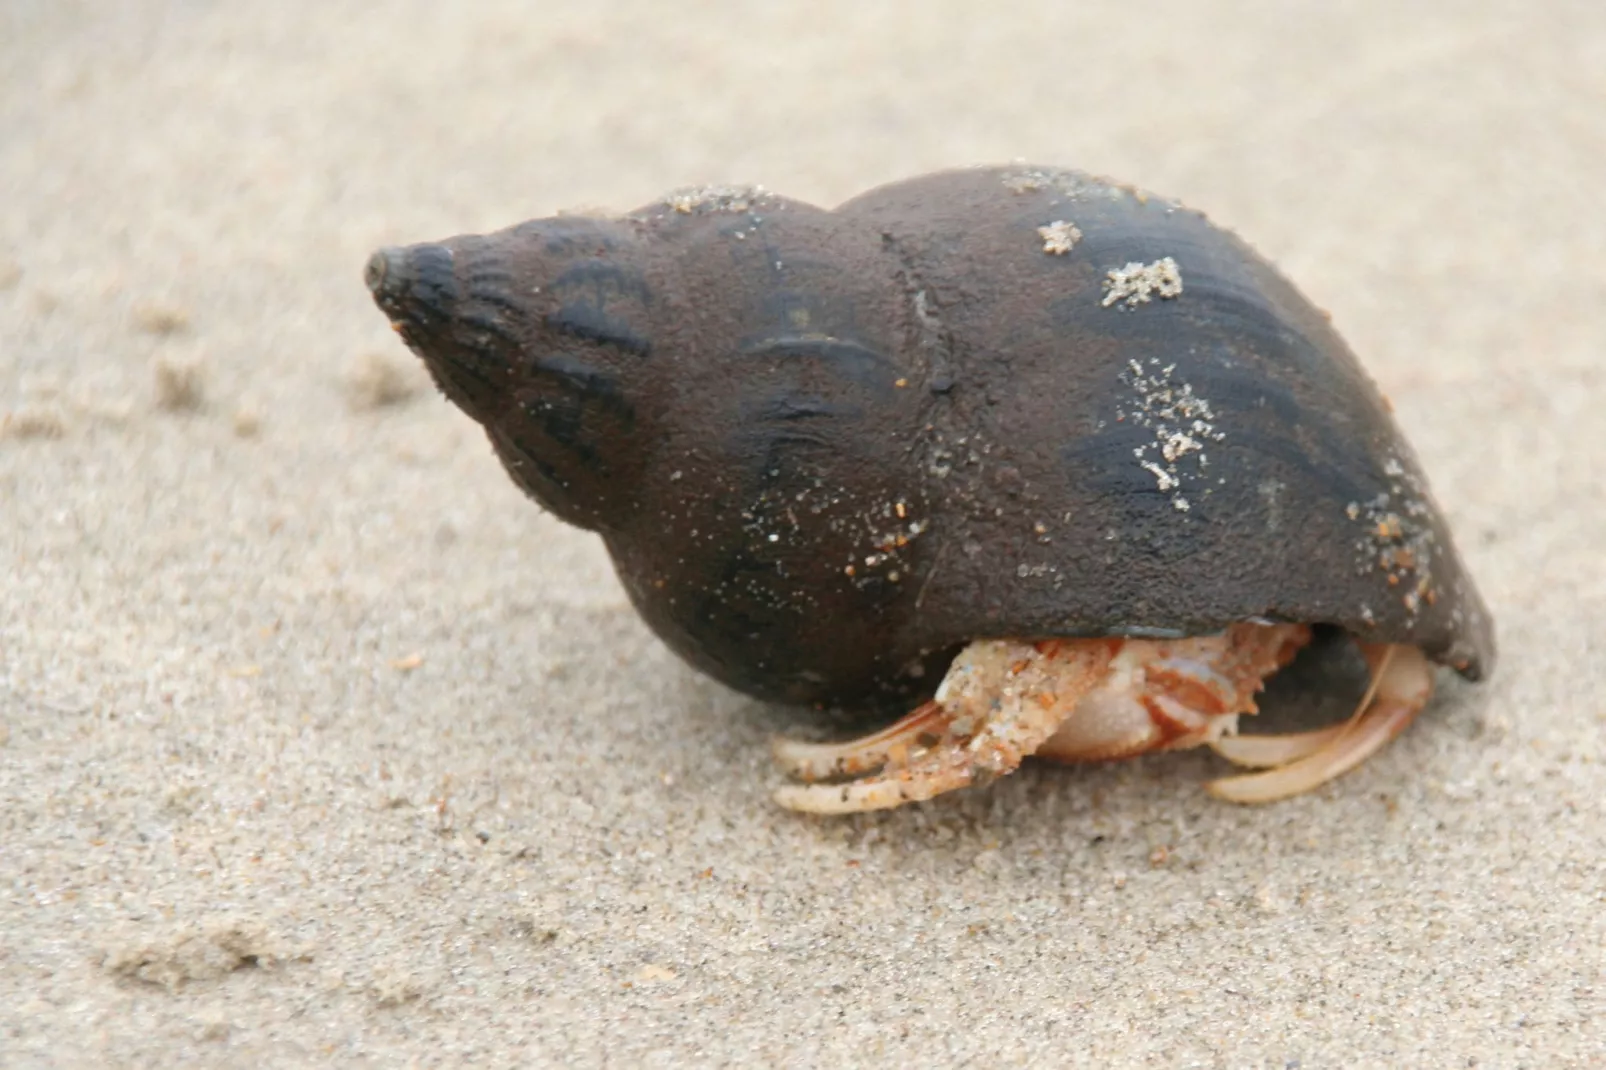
[[366, 166, 1494, 712]]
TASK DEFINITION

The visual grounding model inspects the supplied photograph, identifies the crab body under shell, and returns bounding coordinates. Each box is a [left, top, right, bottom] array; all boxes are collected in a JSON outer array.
[[366, 166, 1494, 807]]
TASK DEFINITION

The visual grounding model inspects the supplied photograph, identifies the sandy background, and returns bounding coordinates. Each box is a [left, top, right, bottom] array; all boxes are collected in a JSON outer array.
[[3, 1, 1604, 1066]]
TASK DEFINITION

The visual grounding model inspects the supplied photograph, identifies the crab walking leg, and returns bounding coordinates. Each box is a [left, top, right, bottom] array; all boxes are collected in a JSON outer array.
[[772, 701, 948, 783], [1208, 724, 1349, 769], [1209, 642, 1395, 768], [772, 639, 1114, 815], [1206, 643, 1433, 803]]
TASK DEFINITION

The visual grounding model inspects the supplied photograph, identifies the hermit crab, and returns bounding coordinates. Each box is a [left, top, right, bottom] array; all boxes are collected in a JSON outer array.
[[365, 165, 1494, 814]]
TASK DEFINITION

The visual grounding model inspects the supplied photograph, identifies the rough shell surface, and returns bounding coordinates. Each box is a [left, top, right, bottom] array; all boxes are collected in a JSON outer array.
[[366, 166, 1495, 711]]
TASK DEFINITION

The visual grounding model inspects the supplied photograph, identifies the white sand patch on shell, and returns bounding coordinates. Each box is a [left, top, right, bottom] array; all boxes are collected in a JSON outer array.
[[1037, 220, 1082, 254], [1102, 257, 1183, 308]]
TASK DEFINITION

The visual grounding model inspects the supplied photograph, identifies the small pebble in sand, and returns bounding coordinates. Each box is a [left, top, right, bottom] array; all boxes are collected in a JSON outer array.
[[232, 406, 262, 437], [348, 351, 418, 410], [153, 356, 207, 412], [132, 303, 191, 336], [634, 963, 677, 984], [370, 965, 426, 1007], [2, 406, 67, 439], [193, 1010, 232, 1043]]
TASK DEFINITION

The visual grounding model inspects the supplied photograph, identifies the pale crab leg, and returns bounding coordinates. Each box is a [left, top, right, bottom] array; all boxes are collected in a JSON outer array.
[[772, 701, 948, 783], [1210, 639, 1396, 769], [1208, 725, 1349, 769], [772, 639, 1114, 815], [1206, 644, 1432, 803]]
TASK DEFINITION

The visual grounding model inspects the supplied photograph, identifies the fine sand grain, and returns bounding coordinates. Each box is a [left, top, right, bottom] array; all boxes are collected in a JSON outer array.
[[3, 2, 1604, 1066]]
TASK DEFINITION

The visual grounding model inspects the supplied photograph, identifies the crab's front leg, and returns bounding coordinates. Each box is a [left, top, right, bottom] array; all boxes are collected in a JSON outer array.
[[772, 639, 1116, 814]]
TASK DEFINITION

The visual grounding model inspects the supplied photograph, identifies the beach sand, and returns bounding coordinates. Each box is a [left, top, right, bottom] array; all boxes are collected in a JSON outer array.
[[3, 2, 1603, 1065]]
